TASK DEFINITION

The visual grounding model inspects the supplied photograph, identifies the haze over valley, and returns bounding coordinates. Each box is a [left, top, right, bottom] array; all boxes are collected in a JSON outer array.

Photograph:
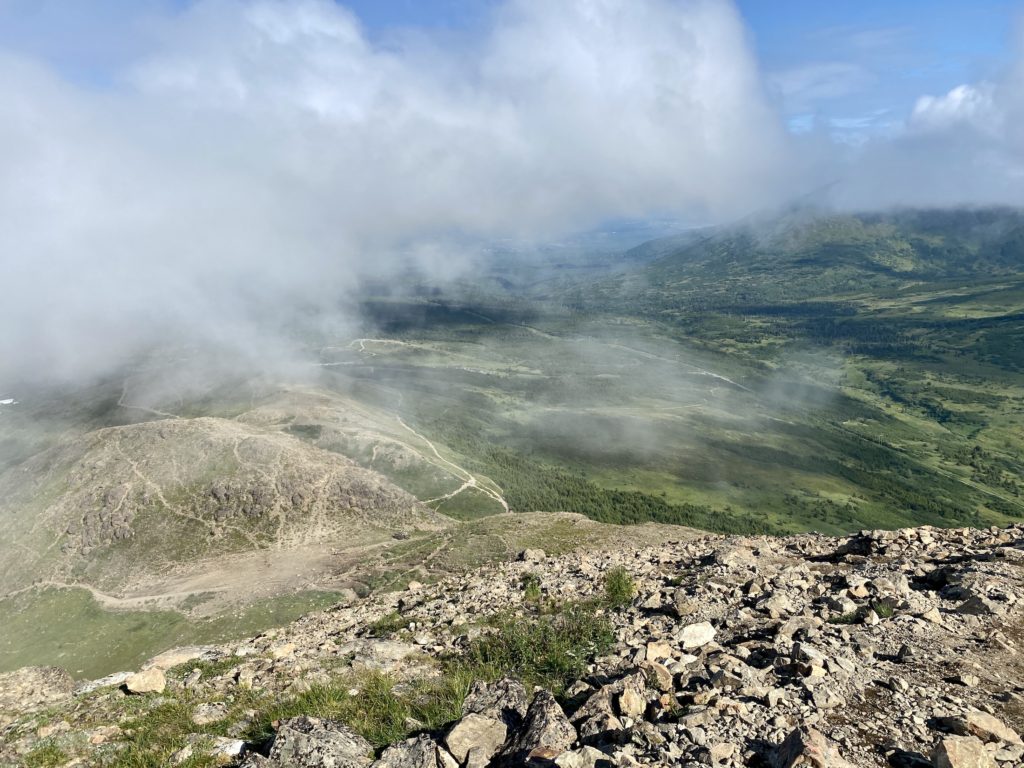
[[1, 4, 1024, 767]]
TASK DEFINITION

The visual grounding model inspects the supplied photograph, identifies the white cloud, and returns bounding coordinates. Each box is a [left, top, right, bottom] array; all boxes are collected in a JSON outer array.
[[828, 21, 1024, 210], [0, 0, 1022, 384], [0, 0, 802, 382], [910, 83, 1001, 135]]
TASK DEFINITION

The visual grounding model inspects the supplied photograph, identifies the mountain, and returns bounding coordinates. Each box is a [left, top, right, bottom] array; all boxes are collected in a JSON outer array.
[[0, 415, 449, 598], [2, 521, 1021, 766], [603, 207, 1024, 303], [3, 206, 1024, 687]]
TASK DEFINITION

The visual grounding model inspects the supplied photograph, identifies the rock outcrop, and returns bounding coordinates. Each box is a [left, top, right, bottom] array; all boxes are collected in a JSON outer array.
[[2, 523, 1023, 767]]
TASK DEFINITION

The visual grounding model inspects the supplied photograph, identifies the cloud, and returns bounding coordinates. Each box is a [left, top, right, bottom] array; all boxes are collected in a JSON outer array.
[[910, 84, 1000, 135], [0, 0, 1022, 386], [0, 0, 804, 383], [829, 21, 1024, 209]]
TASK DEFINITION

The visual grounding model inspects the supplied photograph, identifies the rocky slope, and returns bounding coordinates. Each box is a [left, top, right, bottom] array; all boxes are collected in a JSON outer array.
[[0, 417, 448, 596], [2, 522, 1023, 767]]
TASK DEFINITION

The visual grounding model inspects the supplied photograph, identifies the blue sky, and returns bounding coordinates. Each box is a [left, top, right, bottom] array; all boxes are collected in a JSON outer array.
[[737, 0, 1018, 139], [273, 1, 1021, 136], [0, 1, 1018, 140], [337, 0, 1021, 141]]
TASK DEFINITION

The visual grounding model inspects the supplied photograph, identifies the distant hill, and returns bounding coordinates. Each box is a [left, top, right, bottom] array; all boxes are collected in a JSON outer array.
[[0, 416, 449, 597], [594, 207, 1024, 307]]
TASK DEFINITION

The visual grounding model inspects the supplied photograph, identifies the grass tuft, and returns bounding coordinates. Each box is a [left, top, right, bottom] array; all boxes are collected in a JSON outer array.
[[91, 600, 613, 765], [24, 743, 68, 768], [603, 567, 636, 609], [245, 670, 470, 750], [521, 572, 542, 603], [465, 601, 615, 694], [368, 612, 412, 637]]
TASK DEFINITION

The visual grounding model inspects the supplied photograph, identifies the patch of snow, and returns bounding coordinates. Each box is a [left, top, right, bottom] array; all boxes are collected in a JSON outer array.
[[0, 398, 16, 405]]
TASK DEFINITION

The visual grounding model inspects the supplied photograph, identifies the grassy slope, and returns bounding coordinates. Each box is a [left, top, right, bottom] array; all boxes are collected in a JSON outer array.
[[327, 209, 1024, 535], [0, 588, 341, 680]]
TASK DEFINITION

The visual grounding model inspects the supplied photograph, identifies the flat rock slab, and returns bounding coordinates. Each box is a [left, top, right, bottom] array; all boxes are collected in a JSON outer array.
[[268, 716, 373, 768], [125, 668, 166, 694], [933, 736, 997, 768]]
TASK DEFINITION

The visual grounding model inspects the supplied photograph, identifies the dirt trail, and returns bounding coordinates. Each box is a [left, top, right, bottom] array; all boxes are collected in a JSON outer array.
[[603, 342, 753, 392], [117, 381, 180, 420], [395, 417, 509, 512], [2, 580, 230, 611]]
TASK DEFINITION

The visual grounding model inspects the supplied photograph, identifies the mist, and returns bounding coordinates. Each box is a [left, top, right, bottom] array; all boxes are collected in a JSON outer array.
[[1, 0, 1022, 385]]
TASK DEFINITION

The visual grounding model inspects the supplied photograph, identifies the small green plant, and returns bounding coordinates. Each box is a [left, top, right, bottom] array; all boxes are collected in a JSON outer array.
[[603, 567, 635, 609], [828, 610, 861, 625], [871, 599, 896, 619], [246, 670, 470, 750], [368, 611, 412, 637], [168, 654, 241, 682], [24, 743, 68, 768], [108, 698, 214, 768], [464, 601, 615, 694], [97, 600, 615, 765], [828, 599, 896, 625], [521, 572, 542, 602]]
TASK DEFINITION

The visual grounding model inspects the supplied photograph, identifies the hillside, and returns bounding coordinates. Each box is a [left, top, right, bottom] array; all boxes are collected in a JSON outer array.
[[3, 207, 1024, 696], [0, 416, 449, 598], [298, 209, 1024, 539], [2, 522, 1021, 767]]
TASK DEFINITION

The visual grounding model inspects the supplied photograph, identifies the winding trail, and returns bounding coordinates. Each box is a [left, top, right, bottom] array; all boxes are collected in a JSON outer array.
[[2, 580, 229, 611], [603, 342, 753, 392], [395, 417, 509, 512], [117, 382, 180, 420]]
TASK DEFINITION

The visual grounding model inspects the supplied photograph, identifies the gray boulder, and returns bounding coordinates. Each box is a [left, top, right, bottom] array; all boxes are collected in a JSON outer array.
[[267, 716, 373, 767], [503, 690, 577, 762]]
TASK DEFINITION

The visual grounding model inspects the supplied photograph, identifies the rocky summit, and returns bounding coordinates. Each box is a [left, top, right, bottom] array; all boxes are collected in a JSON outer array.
[[2, 523, 1023, 768]]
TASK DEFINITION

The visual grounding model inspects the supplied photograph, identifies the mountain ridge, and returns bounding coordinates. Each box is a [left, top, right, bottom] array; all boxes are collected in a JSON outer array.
[[2, 521, 1021, 767]]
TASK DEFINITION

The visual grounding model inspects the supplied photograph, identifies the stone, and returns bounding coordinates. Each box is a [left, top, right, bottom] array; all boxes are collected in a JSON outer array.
[[709, 742, 737, 764], [679, 622, 716, 650], [193, 702, 228, 725], [89, 725, 122, 745], [270, 643, 297, 660], [0, 666, 75, 720], [714, 545, 757, 567], [673, 591, 697, 618], [268, 716, 373, 767], [646, 640, 674, 662], [125, 668, 166, 695], [773, 726, 853, 768], [372, 735, 440, 768], [554, 746, 607, 768], [932, 736, 997, 768], [642, 660, 674, 692], [436, 746, 460, 768], [957, 596, 1003, 616], [617, 685, 645, 719], [74, 670, 133, 696], [519, 549, 546, 562], [444, 714, 507, 764], [759, 593, 796, 618], [170, 735, 246, 766], [959, 712, 1023, 745], [144, 646, 219, 671], [461, 677, 529, 730], [504, 690, 576, 760]]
